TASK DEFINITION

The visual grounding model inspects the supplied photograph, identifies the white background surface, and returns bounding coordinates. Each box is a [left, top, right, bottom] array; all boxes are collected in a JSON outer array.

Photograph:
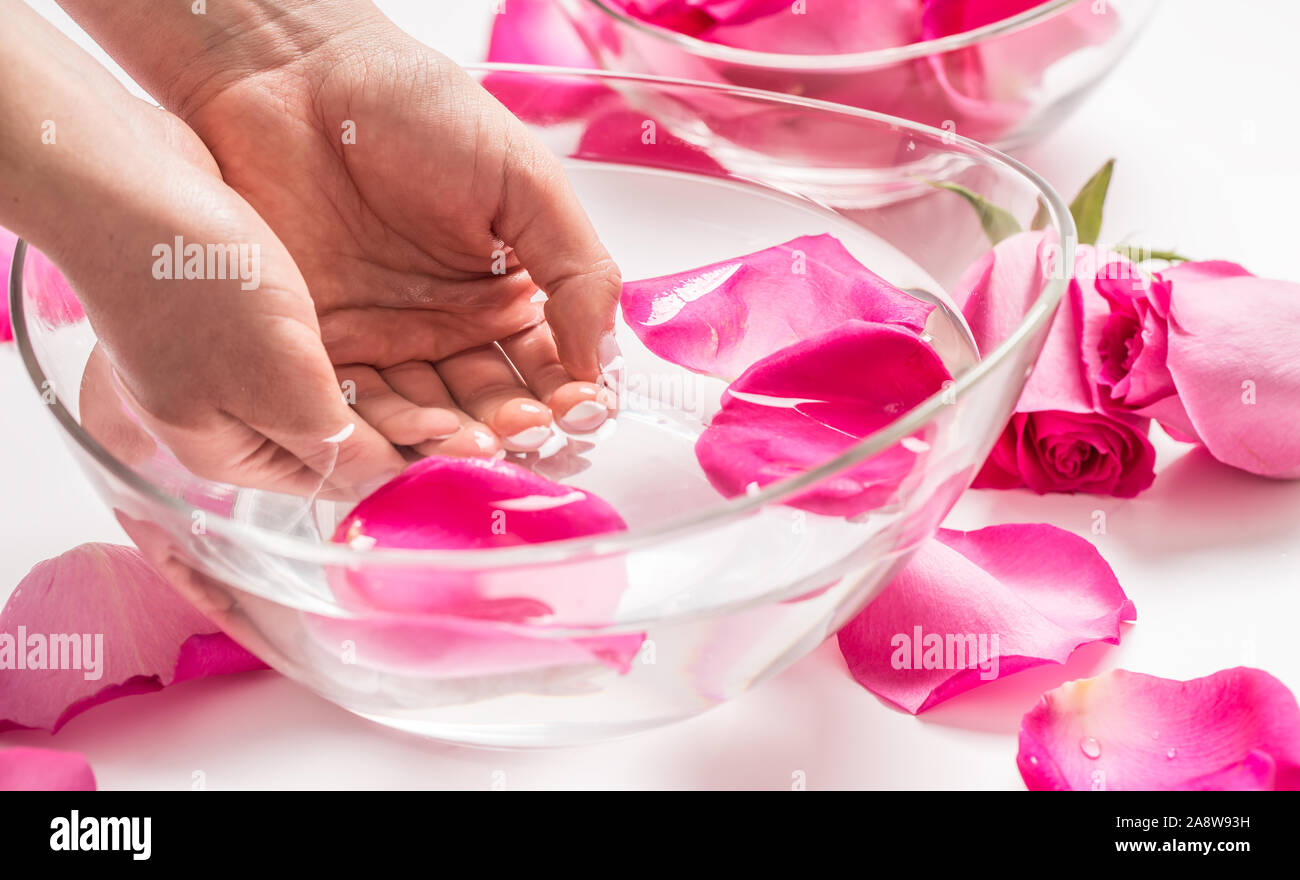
[[2, 0, 1298, 789]]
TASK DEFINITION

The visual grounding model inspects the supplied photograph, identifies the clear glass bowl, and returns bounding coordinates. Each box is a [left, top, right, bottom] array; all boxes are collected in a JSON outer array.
[[558, 0, 1158, 151], [10, 66, 1074, 747]]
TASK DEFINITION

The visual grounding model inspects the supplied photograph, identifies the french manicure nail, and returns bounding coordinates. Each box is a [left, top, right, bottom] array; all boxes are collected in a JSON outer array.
[[473, 430, 499, 453], [559, 400, 609, 433], [502, 425, 556, 451], [536, 430, 568, 459]]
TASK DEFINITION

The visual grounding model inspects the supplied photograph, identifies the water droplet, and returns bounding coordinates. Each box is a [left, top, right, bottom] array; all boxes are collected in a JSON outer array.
[[1028, 756, 1039, 765], [1079, 736, 1102, 759], [1166, 748, 1178, 760]]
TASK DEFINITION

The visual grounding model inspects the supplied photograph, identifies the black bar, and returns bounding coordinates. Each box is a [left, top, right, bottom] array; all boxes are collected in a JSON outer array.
[[0, 792, 1286, 865]]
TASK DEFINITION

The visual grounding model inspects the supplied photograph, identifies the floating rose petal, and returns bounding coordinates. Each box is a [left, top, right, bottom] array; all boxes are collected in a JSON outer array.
[[483, 0, 614, 124], [1018, 668, 1300, 790], [960, 233, 1156, 496], [0, 747, 95, 791], [0, 544, 266, 733], [613, 0, 793, 35], [695, 320, 951, 516], [701, 0, 919, 52], [921, 0, 1045, 37], [303, 613, 643, 680], [318, 457, 641, 678], [837, 523, 1134, 714], [575, 109, 728, 176], [331, 456, 628, 619], [918, 1, 1118, 138], [622, 234, 935, 380], [596, 1, 1115, 145]]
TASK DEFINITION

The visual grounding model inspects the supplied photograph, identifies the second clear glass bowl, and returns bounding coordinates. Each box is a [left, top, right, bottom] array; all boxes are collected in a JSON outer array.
[[556, 0, 1159, 151]]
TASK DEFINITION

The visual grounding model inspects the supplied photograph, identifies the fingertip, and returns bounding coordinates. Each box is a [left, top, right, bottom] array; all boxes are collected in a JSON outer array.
[[553, 382, 613, 433], [415, 422, 500, 459]]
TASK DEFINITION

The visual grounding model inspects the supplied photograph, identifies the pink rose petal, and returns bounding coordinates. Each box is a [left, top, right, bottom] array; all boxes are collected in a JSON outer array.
[[1151, 262, 1300, 479], [960, 233, 1156, 496], [575, 108, 728, 176], [919, 1, 1119, 137], [1018, 667, 1300, 790], [331, 456, 628, 619], [701, 0, 920, 53], [303, 613, 643, 680], [1, 227, 16, 342], [837, 523, 1134, 714], [0, 747, 96, 791], [483, 0, 614, 124], [0, 544, 266, 733], [614, 0, 793, 35], [622, 234, 935, 380], [318, 457, 641, 678], [920, 0, 1044, 37], [0, 232, 85, 341], [695, 320, 951, 516]]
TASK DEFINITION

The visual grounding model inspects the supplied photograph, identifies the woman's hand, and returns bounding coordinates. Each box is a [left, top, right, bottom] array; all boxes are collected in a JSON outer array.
[[62, 0, 624, 454], [1, 2, 407, 496]]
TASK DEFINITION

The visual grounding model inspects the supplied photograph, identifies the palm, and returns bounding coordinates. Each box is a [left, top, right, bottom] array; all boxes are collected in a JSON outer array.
[[187, 43, 618, 454]]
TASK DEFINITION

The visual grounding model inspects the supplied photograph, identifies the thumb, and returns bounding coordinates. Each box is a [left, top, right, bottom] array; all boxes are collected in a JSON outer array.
[[496, 137, 623, 383]]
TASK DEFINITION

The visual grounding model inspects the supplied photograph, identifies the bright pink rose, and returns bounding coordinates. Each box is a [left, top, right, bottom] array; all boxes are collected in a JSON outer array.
[[1081, 260, 1300, 479], [957, 233, 1156, 497]]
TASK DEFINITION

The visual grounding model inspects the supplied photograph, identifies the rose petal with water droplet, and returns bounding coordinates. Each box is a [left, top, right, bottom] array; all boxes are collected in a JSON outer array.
[[1018, 668, 1300, 790]]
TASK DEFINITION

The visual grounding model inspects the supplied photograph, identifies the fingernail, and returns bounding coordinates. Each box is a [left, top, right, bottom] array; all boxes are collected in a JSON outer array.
[[430, 425, 463, 441], [472, 430, 499, 453], [558, 400, 609, 433], [598, 332, 623, 373], [536, 430, 568, 459], [502, 424, 556, 451]]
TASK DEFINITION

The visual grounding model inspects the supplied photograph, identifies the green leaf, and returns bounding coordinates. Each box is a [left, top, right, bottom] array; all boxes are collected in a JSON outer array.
[[1111, 245, 1193, 263], [1069, 158, 1115, 246], [1029, 199, 1050, 231], [931, 181, 1021, 246]]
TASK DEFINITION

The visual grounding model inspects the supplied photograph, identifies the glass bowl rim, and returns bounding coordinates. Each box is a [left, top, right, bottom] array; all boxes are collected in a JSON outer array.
[[10, 62, 1076, 571], [572, 0, 1089, 69]]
